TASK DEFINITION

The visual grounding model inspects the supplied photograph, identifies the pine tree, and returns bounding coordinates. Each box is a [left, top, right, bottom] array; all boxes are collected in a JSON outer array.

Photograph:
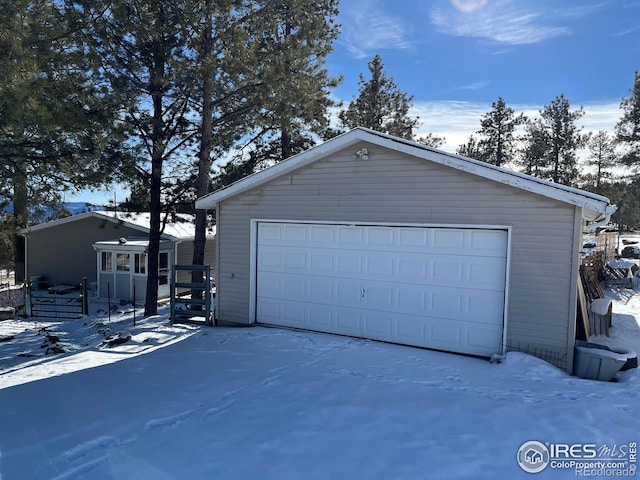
[[184, 0, 257, 286], [73, 0, 195, 315], [187, 0, 340, 281], [339, 55, 419, 139], [456, 135, 483, 161], [523, 94, 585, 186], [252, 0, 341, 162], [1, 0, 129, 280], [585, 131, 617, 192], [477, 97, 525, 167], [519, 123, 548, 177], [415, 133, 446, 149], [616, 71, 640, 167]]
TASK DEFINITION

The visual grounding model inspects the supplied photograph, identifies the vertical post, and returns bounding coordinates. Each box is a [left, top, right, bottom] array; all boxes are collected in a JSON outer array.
[[205, 265, 212, 326], [107, 282, 111, 323], [133, 284, 136, 327], [170, 264, 175, 325], [82, 277, 88, 315], [28, 282, 33, 318]]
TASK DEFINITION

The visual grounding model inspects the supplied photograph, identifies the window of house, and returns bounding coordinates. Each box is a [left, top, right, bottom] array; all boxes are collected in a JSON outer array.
[[101, 252, 112, 271], [116, 253, 130, 271], [159, 252, 169, 285], [134, 253, 146, 274]]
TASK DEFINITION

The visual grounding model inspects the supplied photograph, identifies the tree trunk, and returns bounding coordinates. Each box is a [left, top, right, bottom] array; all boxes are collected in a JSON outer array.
[[12, 167, 28, 283], [144, 9, 167, 317], [192, 0, 214, 301]]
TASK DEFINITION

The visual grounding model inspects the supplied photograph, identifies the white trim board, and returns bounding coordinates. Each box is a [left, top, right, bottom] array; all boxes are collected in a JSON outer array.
[[196, 128, 615, 223]]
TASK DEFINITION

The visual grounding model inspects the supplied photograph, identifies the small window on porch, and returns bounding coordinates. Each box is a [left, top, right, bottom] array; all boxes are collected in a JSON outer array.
[[159, 252, 169, 285], [134, 253, 146, 274], [101, 252, 112, 271], [116, 253, 130, 272]]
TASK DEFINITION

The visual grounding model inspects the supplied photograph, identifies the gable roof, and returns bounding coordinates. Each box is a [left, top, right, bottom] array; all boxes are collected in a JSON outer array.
[[20, 211, 215, 240], [195, 127, 616, 224]]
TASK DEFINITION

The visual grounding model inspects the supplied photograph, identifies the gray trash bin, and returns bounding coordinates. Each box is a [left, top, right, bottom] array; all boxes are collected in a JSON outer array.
[[574, 341, 628, 381]]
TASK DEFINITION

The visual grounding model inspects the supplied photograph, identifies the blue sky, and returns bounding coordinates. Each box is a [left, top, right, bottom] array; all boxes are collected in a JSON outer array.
[[330, 0, 639, 147], [72, 0, 640, 205]]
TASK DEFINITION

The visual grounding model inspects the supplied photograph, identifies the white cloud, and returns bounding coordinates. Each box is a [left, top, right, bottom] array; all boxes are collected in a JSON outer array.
[[411, 99, 622, 153], [449, 81, 491, 92], [612, 25, 640, 37], [430, 0, 572, 45], [450, 0, 488, 14], [339, 0, 413, 59]]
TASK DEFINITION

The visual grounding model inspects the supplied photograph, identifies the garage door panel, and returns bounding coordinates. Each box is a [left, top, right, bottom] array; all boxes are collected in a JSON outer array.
[[467, 293, 507, 324], [309, 225, 334, 242], [431, 322, 462, 345], [336, 310, 361, 333], [337, 226, 363, 244], [257, 273, 282, 297], [284, 277, 306, 297], [335, 279, 362, 305], [337, 254, 363, 274], [257, 298, 282, 324], [397, 289, 428, 311], [260, 245, 505, 291], [260, 270, 504, 325], [284, 251, 306, 269], [309, 307, 335, 329], [258, 249, 281, 268], [308, 277, 334, 301], [310, 253, 333, 271], [433, 229, 466, 249], [366, 256, 394, 276], [256, 223, 507, 357], [367, 227, 394, 246], [469, 230, 509, 256], [362, 284, 394, 309]]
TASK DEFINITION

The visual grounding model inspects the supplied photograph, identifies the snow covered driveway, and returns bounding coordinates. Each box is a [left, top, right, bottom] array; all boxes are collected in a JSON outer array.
[[1, 311, 639, 479]]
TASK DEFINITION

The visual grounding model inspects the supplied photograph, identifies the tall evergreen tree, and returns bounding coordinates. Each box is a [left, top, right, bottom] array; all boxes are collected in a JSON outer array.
[[338, 55, 419, 139], [185, 0, 340, 283], [585, 131, 617, 192], [184, 0, 256, 286], [476, 97, 525, 167], [518, 123, 548, 177], [599, 180, 640, 230], [456, 135, 483, 161], [72, 0, 195, 315], [252, 0, 341, 162], [616, 71, 640, 167], [523, 94, 585, 186], [416, 133, 446, 149], [204, 0, 342, 193], [1, 0, 128, 280]]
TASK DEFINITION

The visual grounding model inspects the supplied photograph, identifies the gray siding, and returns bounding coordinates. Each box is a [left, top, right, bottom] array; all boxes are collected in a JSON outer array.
[[26, 217, 143, 285], [216, 142, 579, 370], [175, 237, 217, 284]]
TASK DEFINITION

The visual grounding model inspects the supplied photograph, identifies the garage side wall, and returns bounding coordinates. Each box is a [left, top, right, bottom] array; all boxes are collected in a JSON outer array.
[[216, 143, 577, 370], [176, 236, 217, 284], [26, 217, 143, 285]]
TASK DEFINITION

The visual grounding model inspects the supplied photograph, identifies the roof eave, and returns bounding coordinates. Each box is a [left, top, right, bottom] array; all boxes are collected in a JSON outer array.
[[195, 129, 370, 209], [195, 127, 615, 218]]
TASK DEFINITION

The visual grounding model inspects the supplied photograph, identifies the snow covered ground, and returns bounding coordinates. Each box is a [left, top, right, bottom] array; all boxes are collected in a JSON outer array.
[[0, 291, 639, 479]]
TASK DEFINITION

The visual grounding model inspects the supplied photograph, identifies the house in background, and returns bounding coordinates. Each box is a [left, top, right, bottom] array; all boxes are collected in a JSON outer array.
[[196, 127, 615, 374], [21, 211, 215, 302]]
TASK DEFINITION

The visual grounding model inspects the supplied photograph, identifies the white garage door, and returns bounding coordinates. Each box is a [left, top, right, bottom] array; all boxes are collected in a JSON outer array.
[[256, 222, 508, 357]]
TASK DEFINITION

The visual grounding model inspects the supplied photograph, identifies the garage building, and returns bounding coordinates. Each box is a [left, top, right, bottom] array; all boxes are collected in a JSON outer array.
[[196, 128, 615, 373]]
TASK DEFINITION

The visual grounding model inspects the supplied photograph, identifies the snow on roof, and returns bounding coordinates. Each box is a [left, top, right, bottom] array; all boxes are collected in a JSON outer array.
[[20, 211, 215, 240], [195, 127, 615, 224], [93, 237, 173, 250]]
